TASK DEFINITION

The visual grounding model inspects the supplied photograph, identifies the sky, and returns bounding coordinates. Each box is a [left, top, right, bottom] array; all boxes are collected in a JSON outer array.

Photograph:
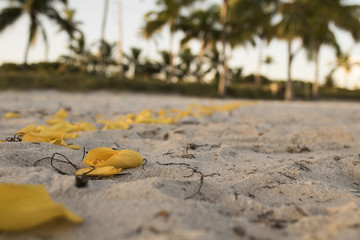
[[0, 0, 360, 88]]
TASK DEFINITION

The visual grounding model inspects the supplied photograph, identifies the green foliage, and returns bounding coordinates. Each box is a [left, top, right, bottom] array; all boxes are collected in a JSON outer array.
[[241, 74, 271, 85], [0, 70, 360, 100], [324, 74, 336, 88]]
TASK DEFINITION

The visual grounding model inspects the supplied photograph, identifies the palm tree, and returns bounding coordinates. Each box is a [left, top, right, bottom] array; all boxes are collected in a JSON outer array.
[[58, 8, 87, 73], [175, 47, 197, 82], [302, 0, 360, 98], [0, 0, 77, 64], [141, 0, 200, 81], [125, 47, 143, 78], [98, 40, 118, 71], [203, 45, 222, 85], [217, 0, 274, 96], [302, 20, 339, 98], [228, 0, 278, 86], [255, 1, 278, 87], [59, 33, 89, 73], [158, 50, 171, 80], [60, 8, 83, 40], [175, 5, 220, 82], [328, 51, 360, 89], [263, 55, 275, 77]]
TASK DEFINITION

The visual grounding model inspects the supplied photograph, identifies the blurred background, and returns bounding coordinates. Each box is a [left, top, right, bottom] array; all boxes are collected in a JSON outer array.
[[0, 0, 360, 100]]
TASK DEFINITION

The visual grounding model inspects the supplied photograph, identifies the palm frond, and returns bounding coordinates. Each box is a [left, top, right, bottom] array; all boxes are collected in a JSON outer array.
[[45, 7, 76, 39], [0, 7, 23, 32], [142, 19, 166, 39]]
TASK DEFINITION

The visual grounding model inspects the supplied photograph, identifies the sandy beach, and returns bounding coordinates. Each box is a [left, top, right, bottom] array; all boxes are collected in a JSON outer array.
[[0, 90, 360, 240]]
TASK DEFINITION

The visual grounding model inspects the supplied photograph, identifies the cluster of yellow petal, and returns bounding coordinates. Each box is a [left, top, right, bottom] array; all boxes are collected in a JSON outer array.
[[18, 108, 96, 150], [75, 147, 143, 177], [0, 183, 82, 231], [6, 102, 252, 148], [96, 102, 251, 129]]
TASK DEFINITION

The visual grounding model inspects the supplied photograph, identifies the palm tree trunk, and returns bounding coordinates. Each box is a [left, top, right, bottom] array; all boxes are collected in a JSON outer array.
[[24, 41, 31, 65], [255, 39, 264, 87], [312, 49, 319, 99], [168, 27, 174, 82], [99, 0, 109, 75], [285, 40, 294, 101], [117, 0, 124, 77], [218, 0, 228, 97]]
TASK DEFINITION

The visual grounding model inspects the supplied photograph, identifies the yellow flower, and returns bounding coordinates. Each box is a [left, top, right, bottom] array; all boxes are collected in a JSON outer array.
[[0, 184, 82, 231], [75, 147, 143, 177], [4, 112, 21, 119]]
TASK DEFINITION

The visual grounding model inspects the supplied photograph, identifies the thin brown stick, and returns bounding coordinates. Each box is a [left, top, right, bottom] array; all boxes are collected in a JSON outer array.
[[82, 166, 95, 175], [81, 147, 87, 161], [34, 153, 79, 175], [34, 157, 69, 166], [156, 161, 190, 167], [185, 175, 204, 200], [156, 161, 219, 199], [142, 158, 147, 169]]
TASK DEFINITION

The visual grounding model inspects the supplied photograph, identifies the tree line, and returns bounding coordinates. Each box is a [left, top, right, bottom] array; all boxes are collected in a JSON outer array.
[[0, 0, 359, 100]]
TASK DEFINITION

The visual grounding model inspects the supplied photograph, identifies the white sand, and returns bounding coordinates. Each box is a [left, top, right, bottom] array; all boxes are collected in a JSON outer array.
[[0, 90, 360, 240]]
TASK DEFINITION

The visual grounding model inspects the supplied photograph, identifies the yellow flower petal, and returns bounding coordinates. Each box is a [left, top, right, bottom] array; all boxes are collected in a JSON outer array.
[[49, 138, 68, 147], [46, 117, 65, 125], [22, 133, 50, 143], [75, 121, 96, 131], [53, 108, 68, 119], [101, 120, 129, 130], [157, 109, 168, 118], [135, 109, 154, 123], [75, 166, 122, 177], [50, 121, 78, 133], [17, 124, 36, 134], [0, 184, 82, 231], [82, 147, 118, 166], [90, 149, 143, 169], [32, 128, 64, 140], [64, 132, 79, 140], [68, 144, 82, 150], [4, 112, 21, 119]]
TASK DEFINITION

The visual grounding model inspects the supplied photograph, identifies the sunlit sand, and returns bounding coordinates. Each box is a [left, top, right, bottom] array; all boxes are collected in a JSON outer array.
[[0, 91, 359, 239]]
